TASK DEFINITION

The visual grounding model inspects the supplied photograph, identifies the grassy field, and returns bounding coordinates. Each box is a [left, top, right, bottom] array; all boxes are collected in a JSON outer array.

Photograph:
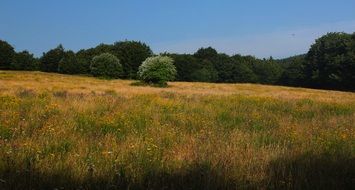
[[0, 71, 354, 189]]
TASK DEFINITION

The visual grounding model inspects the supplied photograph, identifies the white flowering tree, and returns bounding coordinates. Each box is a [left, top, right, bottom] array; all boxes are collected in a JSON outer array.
[[138, 56, 176, 86]]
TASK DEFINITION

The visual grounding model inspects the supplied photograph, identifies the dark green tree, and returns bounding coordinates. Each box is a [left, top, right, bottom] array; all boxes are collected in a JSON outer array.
[[112, 41, 152, 78], [190, 60, 218, 82], [343, 32, 355, 89], [58, 51, 87, 74], [0, 40, 15, 69], [167, 54, 201, 81], [305, 32, 354, 89], [228, 55, 257, 83], [215, 54, 258, 83], [75, 44, 112, 74], [76, 42, 152, 77], [194, 47, 218, 60], [40, 45, 65, 72], [90, 53, 123, 78], [11, 51, 39, 70], [278, 55, 306, 86], [252, 59, 283, 84], [192, 47, 219, 82], [76, 43, 112, 66], [212, 53, 232, 82]]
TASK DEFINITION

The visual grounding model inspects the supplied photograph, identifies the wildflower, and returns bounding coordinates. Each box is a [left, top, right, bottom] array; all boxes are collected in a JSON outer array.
[[102, 151, 113, 155]]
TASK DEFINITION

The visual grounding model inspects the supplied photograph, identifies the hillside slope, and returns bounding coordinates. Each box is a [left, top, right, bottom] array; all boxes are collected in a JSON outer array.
[[0, 71, 354, 189]]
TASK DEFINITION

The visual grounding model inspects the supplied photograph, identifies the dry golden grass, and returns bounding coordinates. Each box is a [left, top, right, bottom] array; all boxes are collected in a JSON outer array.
[[0, 71, 354, 189], [1, 70, 354, 102]]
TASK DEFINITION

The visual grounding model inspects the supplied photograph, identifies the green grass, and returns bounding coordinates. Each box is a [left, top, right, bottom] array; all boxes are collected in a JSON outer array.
[[0, 71, 354, 189]]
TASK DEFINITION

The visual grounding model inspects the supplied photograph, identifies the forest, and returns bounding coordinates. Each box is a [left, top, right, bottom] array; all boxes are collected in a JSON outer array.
[[1, 32, 354, 91]]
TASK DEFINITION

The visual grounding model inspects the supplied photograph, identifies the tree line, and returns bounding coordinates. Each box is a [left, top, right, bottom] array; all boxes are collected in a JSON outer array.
[[0, 32, 354, 91]]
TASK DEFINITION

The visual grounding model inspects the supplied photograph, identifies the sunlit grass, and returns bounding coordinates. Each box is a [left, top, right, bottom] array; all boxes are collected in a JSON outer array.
[[0, 71, 354, 189]]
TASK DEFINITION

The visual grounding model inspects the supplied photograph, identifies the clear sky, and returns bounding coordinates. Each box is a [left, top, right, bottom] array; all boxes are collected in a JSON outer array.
[[1, 0, 355, 58]]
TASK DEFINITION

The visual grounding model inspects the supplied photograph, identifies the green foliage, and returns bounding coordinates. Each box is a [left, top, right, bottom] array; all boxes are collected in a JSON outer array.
[[194, 47, 218, 60], [0, 39, 15, 69], [138, 56, 176, 85], [230, 62, 257, 83], [111, 41, 153, 78], [76, 43, 112, 66], [90, 53, 123, 78], [278, 55, 306, 86], [220, 55, 257, 83], [211, 53, 232, 82], [58, 51, 87, 74], [190, 60, 218, 82], [40, 45, 65, 72], [193, 47, 219, 82], [0, 32, 354, 91], [75, 41, 152, 78], [305, 32, 355, 89], [168, 54, 200, 81], [252, 59, 283, 84], [11, 51, 39, 71], [347, 33, 355, 88]]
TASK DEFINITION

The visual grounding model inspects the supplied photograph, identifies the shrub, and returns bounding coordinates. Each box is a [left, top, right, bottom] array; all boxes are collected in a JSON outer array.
[[90, 53, 123, 78], [138, 56, 176, 85]]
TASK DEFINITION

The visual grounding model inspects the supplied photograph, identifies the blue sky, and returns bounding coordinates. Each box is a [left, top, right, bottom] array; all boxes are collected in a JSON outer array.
[[1, 0, 355, 58]]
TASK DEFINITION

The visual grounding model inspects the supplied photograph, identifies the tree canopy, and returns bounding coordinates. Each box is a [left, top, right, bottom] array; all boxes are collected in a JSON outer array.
[[0, 40, 15, 70], [0, 32, 354, 91], [305, 32, 355, 89], [90, 53, 123, 79], [40, 45, 65, 72], [11, 51, 38, 71]]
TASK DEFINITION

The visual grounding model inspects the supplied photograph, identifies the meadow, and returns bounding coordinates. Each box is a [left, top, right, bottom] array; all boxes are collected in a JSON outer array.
[[0, 71, 354, 189]]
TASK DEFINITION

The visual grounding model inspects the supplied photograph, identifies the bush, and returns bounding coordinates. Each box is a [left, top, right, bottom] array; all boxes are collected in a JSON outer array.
[[138, 56, 176, 85], [90, 53, 123, 78]]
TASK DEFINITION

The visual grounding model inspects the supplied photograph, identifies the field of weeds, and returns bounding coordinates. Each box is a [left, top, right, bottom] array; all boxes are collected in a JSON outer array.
[[0, 71, 354, 189]]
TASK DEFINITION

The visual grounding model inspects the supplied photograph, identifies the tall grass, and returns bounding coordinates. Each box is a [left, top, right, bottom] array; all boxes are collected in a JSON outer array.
[[0, 71, 354, 189]]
